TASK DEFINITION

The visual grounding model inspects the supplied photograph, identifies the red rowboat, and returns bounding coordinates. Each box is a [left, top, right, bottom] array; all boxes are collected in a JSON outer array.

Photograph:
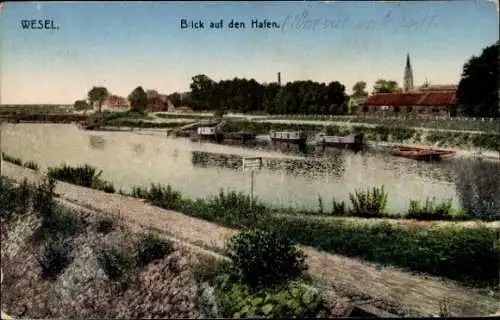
[[392, 146, 456, 161]]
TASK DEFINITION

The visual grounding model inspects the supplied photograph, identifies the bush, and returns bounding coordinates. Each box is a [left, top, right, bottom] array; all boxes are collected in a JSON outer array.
[[225, 229, 307, 289], [407, 198, 459, 220], [95, 217, 114, 234], [96, 247, 133, 281], [47, 164, 115, 193], [191, 255, 228, 284], [214, 274, 326, 319], [331, 197, 347, 216], [1, 153, 22, 165], [32, 176, 57, 219], [92, 179, 115, 193], [135, 232, 174, 267], [23, 160, 39, 171], [47, 164, 98, 187], [38, 237, 74, 280], [131, 184, 182, 210], [349, 186, 388, 217], [0, 178, 33, 219]]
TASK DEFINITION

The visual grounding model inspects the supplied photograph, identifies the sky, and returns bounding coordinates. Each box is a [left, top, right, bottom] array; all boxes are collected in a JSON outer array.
[[0, 1, 498, 104]]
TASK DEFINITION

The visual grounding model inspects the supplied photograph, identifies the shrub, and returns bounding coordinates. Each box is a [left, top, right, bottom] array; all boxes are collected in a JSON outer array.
[[32, 176, 57, 219], [0, 177, 33, 219], [214, 274, 326, 319], [38, 237, 74, 280], [47, 164, 98, 187], [205, 189, 268, 228], [92, 179, 115, 193], [225, 229, 307, 289], [349, 186, 388, 217], [331, 197, 347, 216], [317, 194, 324, 215], [190, 255, 228, 284], [1, 153, 22, 165], [23, 160, 39, 171], [407, 198, 458, 220], [96, 247, 133, 281], [131, 183, 182, 210], [95, 217, 114, 234], [135, 232, 174, 267]]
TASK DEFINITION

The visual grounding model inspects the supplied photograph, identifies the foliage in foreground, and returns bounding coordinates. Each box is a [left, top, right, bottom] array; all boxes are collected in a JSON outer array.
[[225, 229, 307, 289], [262, 216, 499, 287], [214, 274, 327, 319], [135, 232, 174, 267], [47, 164, 115, 193], [38, 237, 74, 280]]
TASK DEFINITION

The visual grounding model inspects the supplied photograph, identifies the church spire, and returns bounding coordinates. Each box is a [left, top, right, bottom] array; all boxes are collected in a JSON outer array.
[[403, 53, 414, 92]]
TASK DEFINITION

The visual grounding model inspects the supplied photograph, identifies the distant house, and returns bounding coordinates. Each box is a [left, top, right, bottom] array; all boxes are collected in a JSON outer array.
[[359, 89, 458, 118], [146, 96, 169, 112], [94, 95, 130, 112]]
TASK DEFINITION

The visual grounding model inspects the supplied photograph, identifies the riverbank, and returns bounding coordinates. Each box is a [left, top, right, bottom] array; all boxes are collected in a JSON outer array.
[[1, 177, 359, 319], [2, 162, 499, 317]]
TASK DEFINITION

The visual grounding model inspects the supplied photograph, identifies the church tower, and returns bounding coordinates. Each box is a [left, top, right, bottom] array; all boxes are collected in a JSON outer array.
[[403, 53, 414, 93]]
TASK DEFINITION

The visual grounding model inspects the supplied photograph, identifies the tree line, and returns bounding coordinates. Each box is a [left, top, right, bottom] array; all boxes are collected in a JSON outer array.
[[75, 41, 498, 118]]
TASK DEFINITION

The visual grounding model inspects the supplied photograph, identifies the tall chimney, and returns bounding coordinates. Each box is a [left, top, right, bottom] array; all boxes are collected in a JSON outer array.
[[277, 72, 281, 86]]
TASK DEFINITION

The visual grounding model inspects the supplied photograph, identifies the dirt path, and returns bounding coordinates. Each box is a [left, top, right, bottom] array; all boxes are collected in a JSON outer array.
[[2, 162, 499, 317]]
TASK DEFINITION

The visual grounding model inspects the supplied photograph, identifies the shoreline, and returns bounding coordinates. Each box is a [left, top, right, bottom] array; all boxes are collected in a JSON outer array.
[[2, 162, 499, 317], [4, 121, 500, 160]]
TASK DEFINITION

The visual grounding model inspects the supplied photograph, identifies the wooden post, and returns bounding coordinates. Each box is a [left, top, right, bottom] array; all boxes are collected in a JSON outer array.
[[250, 170, 254, 211]]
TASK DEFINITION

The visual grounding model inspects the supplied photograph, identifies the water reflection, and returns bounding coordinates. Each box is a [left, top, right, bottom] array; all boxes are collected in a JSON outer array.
[[2, 123, 499, 215], [89, 135, 106, 149], [131, 143, 145, 154], [191, 150, 346, 178]]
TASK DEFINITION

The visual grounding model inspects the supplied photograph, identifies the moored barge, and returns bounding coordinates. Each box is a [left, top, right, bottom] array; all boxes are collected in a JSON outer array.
[[269, 131, 307, 144], [315, 132, 364, 150]]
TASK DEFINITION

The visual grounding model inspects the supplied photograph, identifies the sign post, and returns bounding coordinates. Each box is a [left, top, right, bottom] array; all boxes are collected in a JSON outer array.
[[242, 157, 263, 210]]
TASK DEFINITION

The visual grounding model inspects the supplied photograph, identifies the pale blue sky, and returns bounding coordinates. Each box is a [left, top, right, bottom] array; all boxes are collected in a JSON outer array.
[[0, 1, 498, 104]]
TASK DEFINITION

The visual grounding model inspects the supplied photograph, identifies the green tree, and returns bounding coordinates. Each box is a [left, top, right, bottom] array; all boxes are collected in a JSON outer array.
[[352, 81, 368, 97], [128, 86, 148, 114], [73, 100, 91, 111], [457, 41, 499, 118], [225, 229, 307, 289], [87, 87, 110, 114], [167, 92, 182, 107], [372, 79, 401, 94], [190, 74, 217, 110]]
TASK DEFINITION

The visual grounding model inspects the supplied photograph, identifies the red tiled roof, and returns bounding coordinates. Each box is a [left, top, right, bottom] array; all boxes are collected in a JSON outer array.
[[363, 91, 457, 107], [103, 95, 129, 107], [363, 93, 424, 106], [418, 91, 457, 105]]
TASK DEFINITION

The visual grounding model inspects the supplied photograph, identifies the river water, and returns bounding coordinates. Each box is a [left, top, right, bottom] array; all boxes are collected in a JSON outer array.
[[2, 123, 499, 215]]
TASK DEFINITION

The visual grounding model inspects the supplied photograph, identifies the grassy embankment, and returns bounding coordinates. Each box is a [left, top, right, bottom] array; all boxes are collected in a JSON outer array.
[[223, 121, 500, 151], [3, 157, 498, 290], [262, 115, 500, 133], [0, 177, 352, 318]]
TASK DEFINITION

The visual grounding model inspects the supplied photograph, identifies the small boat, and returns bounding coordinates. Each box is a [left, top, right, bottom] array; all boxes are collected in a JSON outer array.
[[269, 131, 307, 144], [316, 132, 364, 150], [392, 146, 456, 161], [197, 126, 223, 142]]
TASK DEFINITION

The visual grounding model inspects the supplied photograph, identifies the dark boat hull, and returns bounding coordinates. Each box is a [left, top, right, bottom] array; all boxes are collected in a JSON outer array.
[[320, 141, 363, 150], [270, 137, 307, 144]]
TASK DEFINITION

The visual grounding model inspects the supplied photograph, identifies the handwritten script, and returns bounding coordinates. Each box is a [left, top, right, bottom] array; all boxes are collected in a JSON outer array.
[[280, 10, 439, 32]]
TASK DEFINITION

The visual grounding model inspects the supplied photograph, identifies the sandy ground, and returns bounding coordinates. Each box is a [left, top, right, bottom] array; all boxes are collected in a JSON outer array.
[[2, 162, 499, 317]]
